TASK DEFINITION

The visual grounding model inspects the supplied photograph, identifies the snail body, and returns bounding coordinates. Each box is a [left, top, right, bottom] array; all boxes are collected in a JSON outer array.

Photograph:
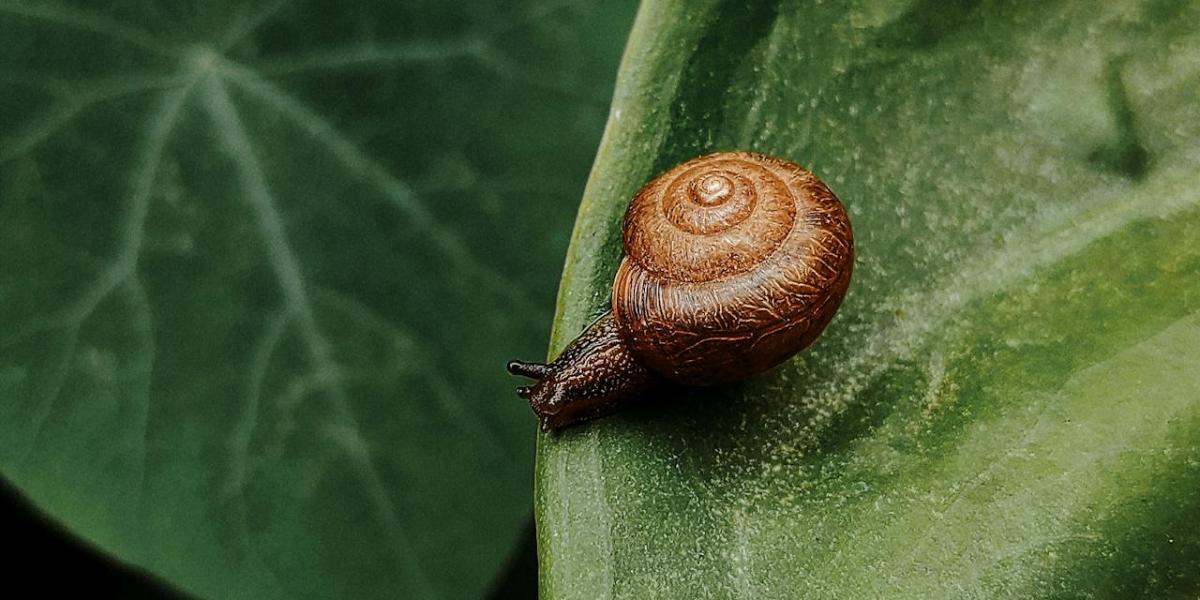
[[509, 151, 853, 430]]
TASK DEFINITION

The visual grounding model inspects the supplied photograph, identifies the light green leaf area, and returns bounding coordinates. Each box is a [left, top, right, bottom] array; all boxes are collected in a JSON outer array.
[[0, 1, 635, 599], [539, 1, 1200, 598]]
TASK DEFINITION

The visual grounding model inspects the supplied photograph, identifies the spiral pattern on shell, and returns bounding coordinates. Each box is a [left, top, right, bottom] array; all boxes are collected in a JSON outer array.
[[612, 151, 854, 385]]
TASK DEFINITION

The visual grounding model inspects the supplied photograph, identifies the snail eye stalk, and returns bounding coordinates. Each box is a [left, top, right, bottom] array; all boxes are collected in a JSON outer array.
[[507, 360, 551, 380]]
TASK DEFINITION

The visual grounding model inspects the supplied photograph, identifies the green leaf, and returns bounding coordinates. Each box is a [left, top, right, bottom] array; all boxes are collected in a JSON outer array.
[[538, 1, 1200, 598], [0, 1, 635, 598]]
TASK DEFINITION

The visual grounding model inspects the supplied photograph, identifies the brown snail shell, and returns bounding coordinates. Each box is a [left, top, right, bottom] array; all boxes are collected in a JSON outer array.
[[508, 151, 854, 430]]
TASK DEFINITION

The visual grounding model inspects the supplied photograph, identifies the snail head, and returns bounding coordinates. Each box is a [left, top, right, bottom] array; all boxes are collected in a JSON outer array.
[[506, 313, 658, 431]]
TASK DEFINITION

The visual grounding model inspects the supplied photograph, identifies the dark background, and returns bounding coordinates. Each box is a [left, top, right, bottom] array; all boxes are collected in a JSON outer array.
[[1, 479, 537, 599]]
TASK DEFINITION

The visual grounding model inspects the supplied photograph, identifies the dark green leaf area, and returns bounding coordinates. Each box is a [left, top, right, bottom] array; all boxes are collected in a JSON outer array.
[[0, 1, 637, 599]]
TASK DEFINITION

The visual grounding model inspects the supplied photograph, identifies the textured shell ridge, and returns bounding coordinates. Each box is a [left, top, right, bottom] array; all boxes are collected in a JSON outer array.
[[612, 151, 854, 385]]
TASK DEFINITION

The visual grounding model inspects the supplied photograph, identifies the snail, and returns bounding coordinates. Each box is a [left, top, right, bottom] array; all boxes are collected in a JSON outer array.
[[508, 151, 854, 430]]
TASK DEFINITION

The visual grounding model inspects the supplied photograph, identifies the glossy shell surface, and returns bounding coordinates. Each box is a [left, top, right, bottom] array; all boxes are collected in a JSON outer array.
[[612, 151, 854, 384]]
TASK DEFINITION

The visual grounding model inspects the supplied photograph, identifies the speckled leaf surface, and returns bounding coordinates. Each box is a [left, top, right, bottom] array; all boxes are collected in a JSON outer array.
[[0, 1, 636, 598], [538, 1, 1200, 598]]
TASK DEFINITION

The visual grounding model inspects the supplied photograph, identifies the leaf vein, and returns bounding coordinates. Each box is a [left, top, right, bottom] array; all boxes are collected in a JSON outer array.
[[203, 74, 439, 598], [0, 0, 179, 57], [1, 81, 195, 349], [222, 61, 545, 322]]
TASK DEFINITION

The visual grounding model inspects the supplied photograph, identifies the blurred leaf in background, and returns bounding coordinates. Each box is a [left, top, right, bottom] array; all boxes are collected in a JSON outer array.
[[541, 1, 1200, 598], [0, 0, 636, 598]]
